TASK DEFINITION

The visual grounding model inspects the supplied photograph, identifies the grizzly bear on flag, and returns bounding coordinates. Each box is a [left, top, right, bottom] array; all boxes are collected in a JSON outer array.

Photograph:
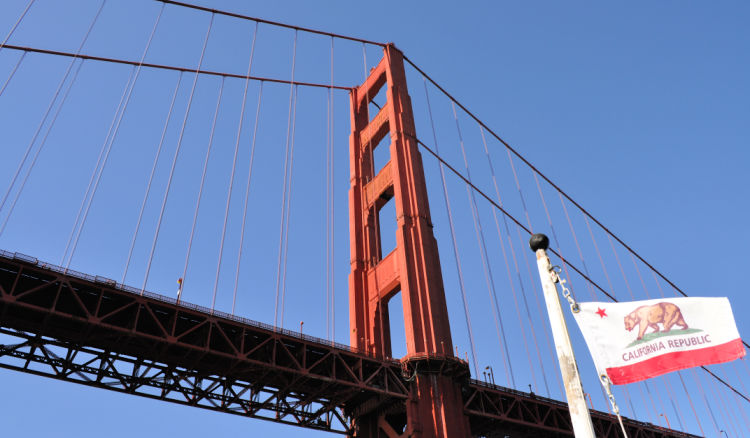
[[624, 302, 689, 340]]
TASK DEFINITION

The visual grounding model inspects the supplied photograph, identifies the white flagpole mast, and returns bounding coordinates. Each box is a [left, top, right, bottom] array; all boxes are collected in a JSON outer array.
[[529, 233, 596, 437]]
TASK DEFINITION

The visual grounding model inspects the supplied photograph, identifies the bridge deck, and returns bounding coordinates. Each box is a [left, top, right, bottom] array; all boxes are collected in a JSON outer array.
[[0, 251, 698, 437]]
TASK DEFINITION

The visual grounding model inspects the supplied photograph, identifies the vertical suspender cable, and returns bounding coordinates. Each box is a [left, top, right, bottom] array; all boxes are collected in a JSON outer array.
[[121, 72, 183, 284], [423, 78, 478, 377], [533, 173, 577, 303], [478, 126, 538, 392], [580, 214, 639, 416], [274, 30, 297, 327], [0, 52, 26, 98], [0, 58, 86, 238], [583, 216, 616, 298], [478, 126, 518, 388], [559, 194, 597, 300], [731, 363, 750, 433], [181, 77, 224, 304], [605, 234, 660, 423], [678, 370, 706, 435], [452, 103, 512, 388], [489, 177, 540, 391], [59, 64, 134, 264], [279, 84, 299, 326], [141, 12, 214, 295], [650, 271, 688, 429], [633, 251, 691, 429], [512, 224, 552, 397], [329, 36, 335, 345], [326, 36, 334, 340], [0, 0, 106, 217], [690, 369, 721, 435], [212, 34, 261, 312], [558, 191, 608, 428], [0, 0, 35, 50], [531, 173, 577, 398], [504, 151, 552, 396], [230, 23, 262, 315], [325, 72, 330, 339], [628, 251, 672, 424], [61, 66, 135, 267], [703, 369, 740, 436], [0, 0, 33, 98], [211, 23, 258, 313], [233, 81, 263, 315], [62, 3, 166, 269], [210, 80, 243, 312]]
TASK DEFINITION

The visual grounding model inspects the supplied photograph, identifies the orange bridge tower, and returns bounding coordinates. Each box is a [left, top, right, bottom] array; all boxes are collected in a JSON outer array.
[[348, 44, 471, 438]]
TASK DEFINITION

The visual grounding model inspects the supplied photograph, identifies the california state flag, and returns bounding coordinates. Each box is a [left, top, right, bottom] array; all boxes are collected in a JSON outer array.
[[572, 297, 745, 385]]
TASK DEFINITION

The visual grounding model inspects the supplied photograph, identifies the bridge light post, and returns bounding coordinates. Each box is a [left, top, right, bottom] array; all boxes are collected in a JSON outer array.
[[300, 321, 304, 335], [530, 233, 596, 438], [659, 413, 671, 429], [485, 365, 495, 385]]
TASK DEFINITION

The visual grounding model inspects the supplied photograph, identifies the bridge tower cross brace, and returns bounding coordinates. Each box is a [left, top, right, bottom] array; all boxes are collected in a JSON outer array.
[[348, 44, 471, 438]]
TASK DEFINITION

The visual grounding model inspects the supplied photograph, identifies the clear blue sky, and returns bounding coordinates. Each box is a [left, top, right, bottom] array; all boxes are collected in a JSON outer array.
[[0, 0, 748, 436]]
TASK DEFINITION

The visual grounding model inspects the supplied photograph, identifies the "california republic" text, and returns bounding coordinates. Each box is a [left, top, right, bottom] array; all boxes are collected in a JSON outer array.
[[622, 335, 711, 362]]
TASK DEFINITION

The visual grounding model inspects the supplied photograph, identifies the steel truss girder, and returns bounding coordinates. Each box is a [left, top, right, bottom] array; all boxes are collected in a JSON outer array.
[[0, 327, 350, 432], [0, 254, 408, 434], [0, 253, 699, 437], [464, 383, 701, 438]]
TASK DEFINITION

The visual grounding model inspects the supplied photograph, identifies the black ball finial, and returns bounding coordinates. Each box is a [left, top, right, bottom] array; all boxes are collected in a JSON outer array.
[[529, 234, 549, 252]]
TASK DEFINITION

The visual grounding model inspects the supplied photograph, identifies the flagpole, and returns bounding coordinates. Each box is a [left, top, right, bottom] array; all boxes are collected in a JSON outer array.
[[529, 233, 596, 437]]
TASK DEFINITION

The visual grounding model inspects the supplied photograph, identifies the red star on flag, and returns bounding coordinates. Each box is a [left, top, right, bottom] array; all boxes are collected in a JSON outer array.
[[595, 307, 607, 318]]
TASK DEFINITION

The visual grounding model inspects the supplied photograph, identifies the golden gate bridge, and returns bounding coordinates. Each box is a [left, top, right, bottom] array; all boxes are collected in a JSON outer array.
[[0, 1, 747, 437]]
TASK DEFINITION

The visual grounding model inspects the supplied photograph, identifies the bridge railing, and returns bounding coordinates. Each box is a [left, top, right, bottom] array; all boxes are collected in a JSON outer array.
[[468, 377, 679, 433], [1, 249, 382, 361]]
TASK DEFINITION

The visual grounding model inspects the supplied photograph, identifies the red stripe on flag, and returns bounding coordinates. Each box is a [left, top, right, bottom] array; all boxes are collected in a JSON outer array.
[[606, 338, 746, 385]]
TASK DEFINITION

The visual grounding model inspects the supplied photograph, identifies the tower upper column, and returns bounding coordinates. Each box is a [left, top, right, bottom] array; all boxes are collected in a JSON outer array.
[[348, 44, 454, 359]]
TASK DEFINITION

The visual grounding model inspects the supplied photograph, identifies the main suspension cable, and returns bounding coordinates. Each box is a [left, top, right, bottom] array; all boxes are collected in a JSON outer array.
[[402, 54, 720, 329], [2, 44, 352, 91], [155, 0, 385, 47], [413, 132, 750, 403]]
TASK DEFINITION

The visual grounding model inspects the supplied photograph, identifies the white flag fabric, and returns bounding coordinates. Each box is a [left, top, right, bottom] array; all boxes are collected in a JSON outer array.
[[572, 297, 745, 385]]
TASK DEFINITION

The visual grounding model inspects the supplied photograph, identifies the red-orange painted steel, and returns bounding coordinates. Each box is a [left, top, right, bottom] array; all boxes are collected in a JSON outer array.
[[0, 252, 700, 437], [348, 44, 471, 438]]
